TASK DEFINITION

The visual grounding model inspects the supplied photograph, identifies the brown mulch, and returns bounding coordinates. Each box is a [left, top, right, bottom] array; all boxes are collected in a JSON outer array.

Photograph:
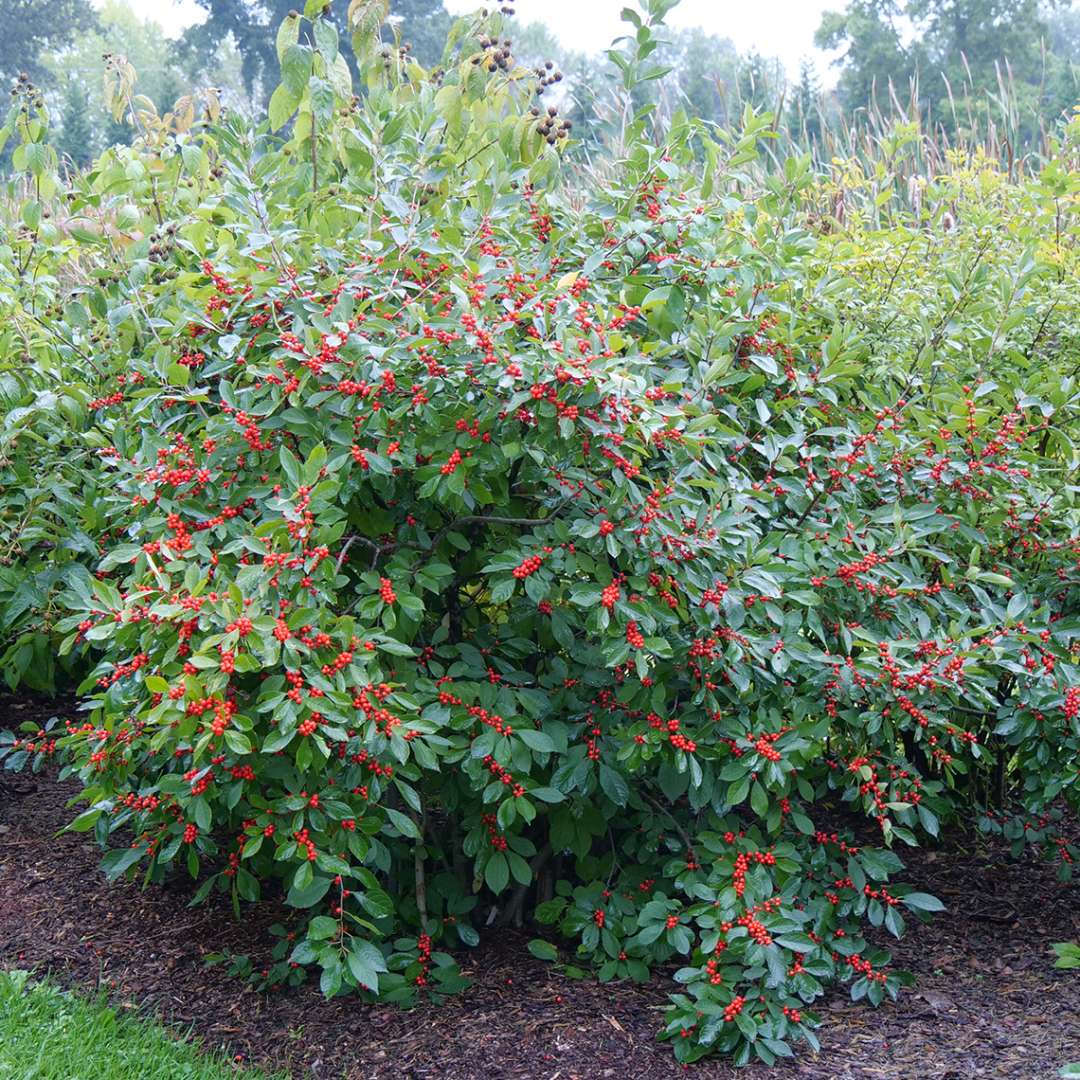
[[1, 693, 1078, 1080]]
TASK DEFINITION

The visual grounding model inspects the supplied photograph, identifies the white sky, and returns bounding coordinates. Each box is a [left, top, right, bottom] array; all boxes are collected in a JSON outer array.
[[447, 0, 837, 74], [121, 0, 838, 76]]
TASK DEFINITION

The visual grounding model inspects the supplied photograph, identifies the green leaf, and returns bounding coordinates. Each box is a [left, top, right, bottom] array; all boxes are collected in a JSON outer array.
[[727, 775, 750, 807], [287, 875, 332, 908], [884, 904, 905, 938], [269, 83, 301, 132], [530, 787, 565, 803], [313, 17, 339, 61], [281, 44, 313, 98], [599, 764, 629, 806], [224, 730, 252, 755], [378, 639, 415, 657], [517, 729, 555, 754], [303, 442, 327, 485], [320, 957, 343, 996], [346, 938, 387, 993], [384, 807, 421, 839], [276, 11, 301, 61], [279, 446, 302, 489], [263, 729, 294, 753], [68, 808, 103, 833], [310, 77, 336, 124], [750, 780, 769, 818], [902, 892, 945, 912], [349, 0, 389, 46], [308, 915, 338, 940], [101, 845, 146, 880], [527, 938, 558, 961], [485, 852, 509, 894]]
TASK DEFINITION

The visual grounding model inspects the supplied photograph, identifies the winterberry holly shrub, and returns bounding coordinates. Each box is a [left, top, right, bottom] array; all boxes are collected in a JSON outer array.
[[1, 0, 1079, 1068]]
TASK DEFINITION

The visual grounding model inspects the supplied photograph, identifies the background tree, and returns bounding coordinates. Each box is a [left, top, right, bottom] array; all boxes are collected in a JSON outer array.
[[510, 19, 609, 152], [182, 0, 450, 106], [789, 58, 824, 145], [818, 0, 1074, 139], [0, 0, 95, 88], [815, 0, 916, 113], [656, 29, 743, 129], [385, 0, 452, 68], [43, 2, 197, 155], [1043, 4, 1080, 121], [181, 0, 306, 102], [56, 76, 93, 169], [734, 49, 784, 115]]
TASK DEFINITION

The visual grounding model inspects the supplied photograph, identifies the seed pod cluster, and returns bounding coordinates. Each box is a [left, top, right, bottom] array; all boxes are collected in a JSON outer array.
[[530, 103, 572, 145], [10, 72, 44, 114], [472, 35, 514, 73], [148, 223, 178, 264], [378, 42, 412, 70], [533, 59, 564, 93], [413, 181, 440, 207]]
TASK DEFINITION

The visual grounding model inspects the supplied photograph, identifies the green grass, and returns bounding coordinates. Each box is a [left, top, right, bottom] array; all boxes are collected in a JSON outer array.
[[0, 970, 287, 1080]]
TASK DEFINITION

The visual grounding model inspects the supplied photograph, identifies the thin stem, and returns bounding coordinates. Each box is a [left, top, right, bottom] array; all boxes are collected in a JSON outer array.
[[642, 790, 695, 856]]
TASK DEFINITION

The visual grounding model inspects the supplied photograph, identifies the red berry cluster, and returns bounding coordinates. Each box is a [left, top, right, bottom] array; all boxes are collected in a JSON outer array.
[[513, 554, 543, 579]]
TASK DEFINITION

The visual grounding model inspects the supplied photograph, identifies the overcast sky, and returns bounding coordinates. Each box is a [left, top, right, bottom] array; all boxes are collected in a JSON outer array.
[[446, 1, 838, 73], [138, 0, 840, 77]]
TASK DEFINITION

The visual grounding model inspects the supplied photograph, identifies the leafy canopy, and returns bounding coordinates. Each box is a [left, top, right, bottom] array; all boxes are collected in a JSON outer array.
[[0, 0, 1079, 1070]]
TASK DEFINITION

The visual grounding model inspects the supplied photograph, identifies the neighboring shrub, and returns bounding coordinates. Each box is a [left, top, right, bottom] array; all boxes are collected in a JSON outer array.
[[0, 73, 100, 692], [1, 0, 1078, 1067]]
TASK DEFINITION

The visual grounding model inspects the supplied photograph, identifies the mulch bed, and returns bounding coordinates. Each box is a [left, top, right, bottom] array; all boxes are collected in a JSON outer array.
[[1, 693, 1078, 1080]]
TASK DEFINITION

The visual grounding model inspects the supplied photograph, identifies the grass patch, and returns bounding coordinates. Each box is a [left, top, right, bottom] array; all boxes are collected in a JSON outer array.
[[0, 970, 285, 1080]]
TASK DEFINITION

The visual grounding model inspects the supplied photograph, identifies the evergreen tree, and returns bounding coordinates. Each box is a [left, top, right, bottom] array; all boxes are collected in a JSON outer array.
[[57, 76, 93, 170], [104, 111, 131, 151], [734, 51, 783, 114], [790, 59, 823, 144], [155, 69, 184, 118]]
